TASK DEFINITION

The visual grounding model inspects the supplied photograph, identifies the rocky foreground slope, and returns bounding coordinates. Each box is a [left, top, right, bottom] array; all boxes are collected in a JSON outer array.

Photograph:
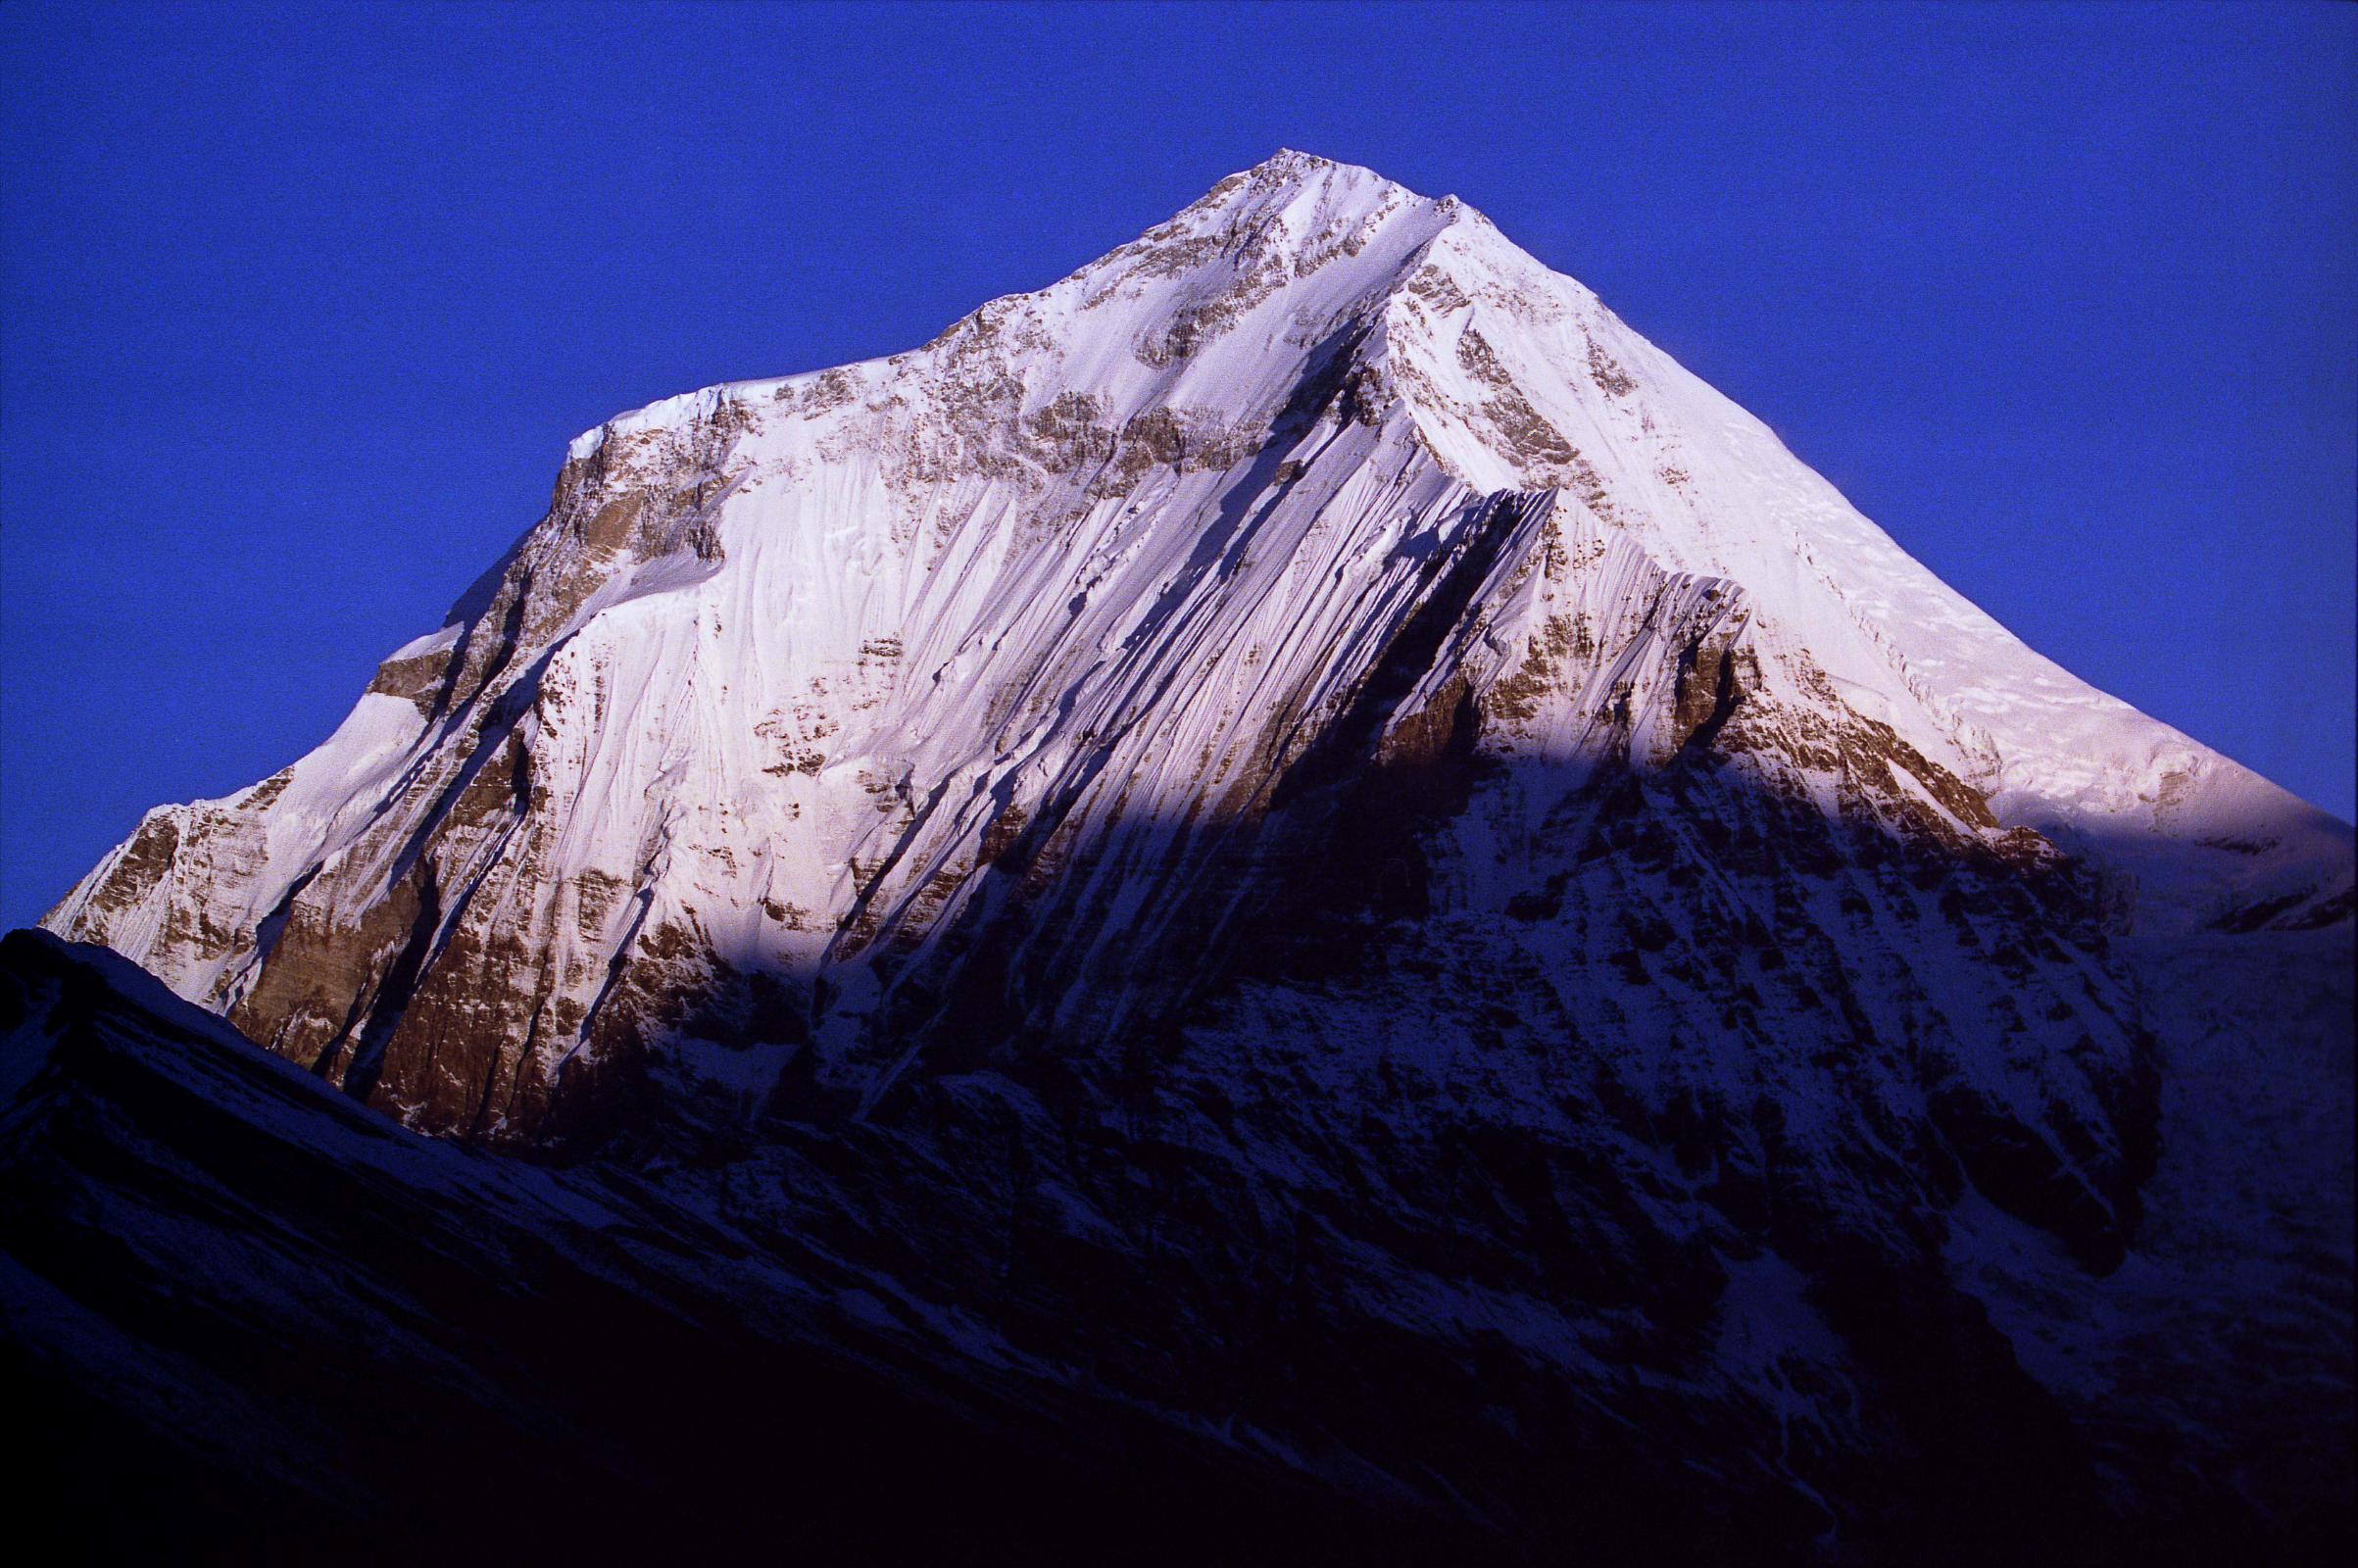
[[14, 153, 2355, 1560]]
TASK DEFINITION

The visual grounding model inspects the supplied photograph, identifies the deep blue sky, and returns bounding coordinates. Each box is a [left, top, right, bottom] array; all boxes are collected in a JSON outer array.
[[3, 1, 2352, 928]]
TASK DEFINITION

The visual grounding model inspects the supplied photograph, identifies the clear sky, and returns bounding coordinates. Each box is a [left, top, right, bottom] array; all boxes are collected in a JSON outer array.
[[3, 0, 2352, 929]]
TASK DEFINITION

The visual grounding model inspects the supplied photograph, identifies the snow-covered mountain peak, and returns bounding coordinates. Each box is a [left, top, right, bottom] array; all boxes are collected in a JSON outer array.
[[563, 153, 1498, 469], [1171, 146, 1423, 226], [43, 154, 2351, 1152]]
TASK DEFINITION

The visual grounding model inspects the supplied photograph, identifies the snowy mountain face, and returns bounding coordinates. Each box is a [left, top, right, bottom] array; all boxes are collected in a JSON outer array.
[[25, 153, 2355, 1558]]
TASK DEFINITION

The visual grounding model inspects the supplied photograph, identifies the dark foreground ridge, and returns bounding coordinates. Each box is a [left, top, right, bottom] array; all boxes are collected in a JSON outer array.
[[0, 930, 1486, 1565], [4, 925, 2351, 1564]]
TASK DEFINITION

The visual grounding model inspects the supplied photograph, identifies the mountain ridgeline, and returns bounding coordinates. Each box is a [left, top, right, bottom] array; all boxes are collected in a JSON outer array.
[[15, 153, 2353, 1561]]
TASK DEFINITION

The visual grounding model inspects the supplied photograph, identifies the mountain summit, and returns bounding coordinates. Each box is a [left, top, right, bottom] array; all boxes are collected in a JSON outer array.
[[43, 150, 2347, 1144], [19, 154, 2354, 1559]]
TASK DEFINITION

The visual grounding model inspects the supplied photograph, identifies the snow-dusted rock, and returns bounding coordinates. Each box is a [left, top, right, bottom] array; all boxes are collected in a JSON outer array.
[[47, 152, 2346, 1144]]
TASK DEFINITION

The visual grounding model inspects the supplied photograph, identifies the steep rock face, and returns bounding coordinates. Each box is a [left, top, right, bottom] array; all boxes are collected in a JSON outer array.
[[46, 153, 2346, 1147], [29, 153, 2354, 1557]]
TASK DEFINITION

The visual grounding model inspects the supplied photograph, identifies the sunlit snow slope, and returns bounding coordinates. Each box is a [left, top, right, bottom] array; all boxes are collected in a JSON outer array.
[[47, 151, 2346, 1142]]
